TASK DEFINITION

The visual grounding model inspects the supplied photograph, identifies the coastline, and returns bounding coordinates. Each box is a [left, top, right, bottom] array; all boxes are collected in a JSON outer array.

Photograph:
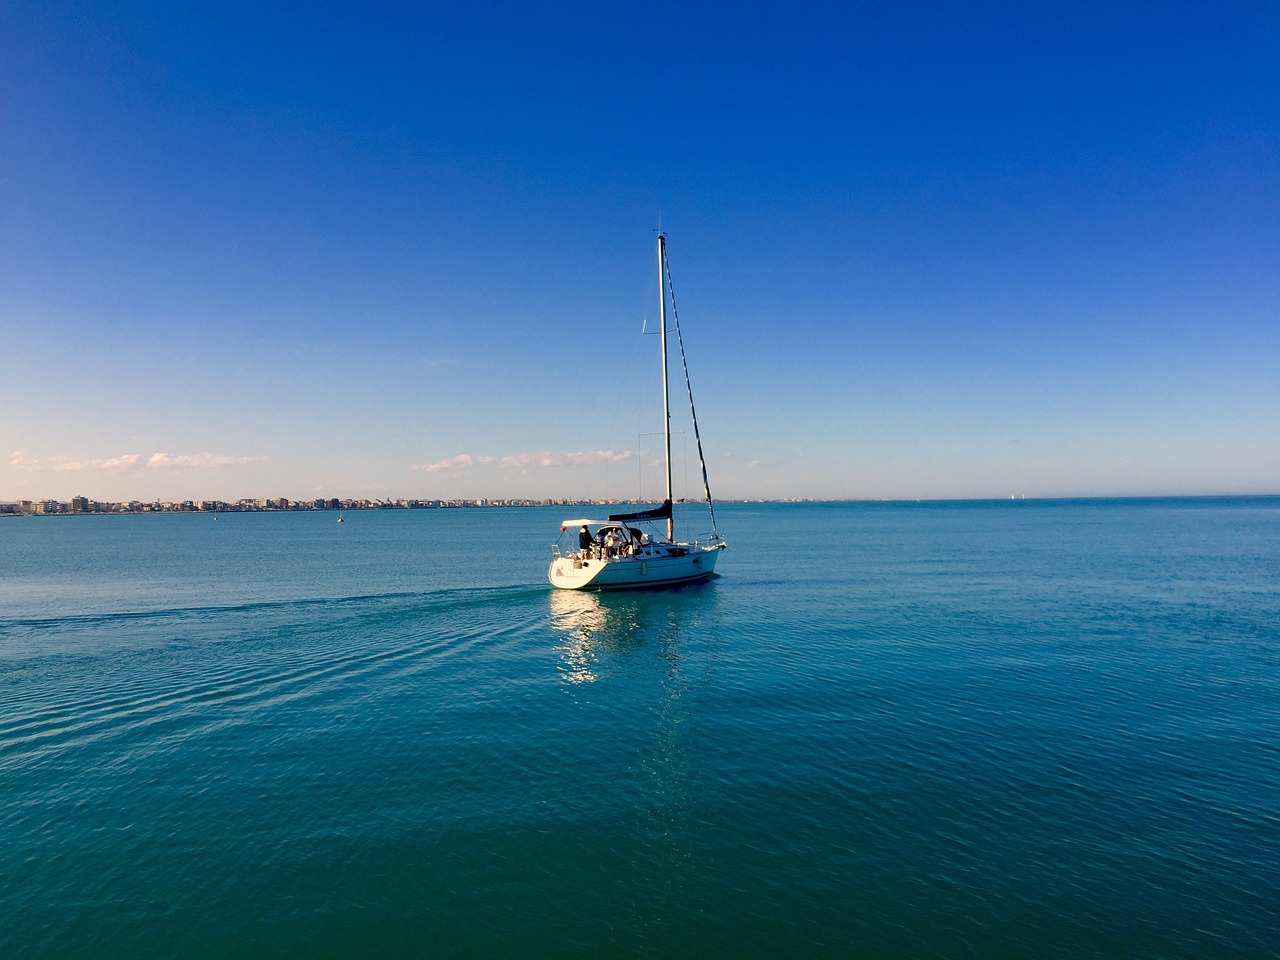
[[5, 493, 1279, 518]]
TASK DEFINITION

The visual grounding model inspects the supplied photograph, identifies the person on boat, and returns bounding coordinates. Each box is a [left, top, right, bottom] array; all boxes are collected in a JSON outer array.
[[604, 529, 620, 558], [578, 525, 592, 557]]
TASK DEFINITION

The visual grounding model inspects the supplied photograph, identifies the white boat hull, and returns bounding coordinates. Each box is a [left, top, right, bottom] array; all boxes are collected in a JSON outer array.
[[548, 544, 722, 591]]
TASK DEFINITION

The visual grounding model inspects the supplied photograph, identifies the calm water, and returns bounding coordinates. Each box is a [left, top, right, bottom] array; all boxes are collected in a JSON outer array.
[[2, 500, 1277, 958]]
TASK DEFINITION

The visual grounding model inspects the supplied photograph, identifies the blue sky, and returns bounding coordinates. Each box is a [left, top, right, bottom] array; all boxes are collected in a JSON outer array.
[[3, 1, 1277, 502]]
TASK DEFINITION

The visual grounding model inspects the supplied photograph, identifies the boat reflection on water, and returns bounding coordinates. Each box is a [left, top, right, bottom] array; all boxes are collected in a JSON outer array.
[[548, 588, 612, 639], [548, 589, 648, 684], [548, 585, 717, 911], [548, 584, 719, 687]]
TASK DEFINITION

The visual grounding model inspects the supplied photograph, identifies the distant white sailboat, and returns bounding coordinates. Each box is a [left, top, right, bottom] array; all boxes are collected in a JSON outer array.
[[548, 234, 726, 590]]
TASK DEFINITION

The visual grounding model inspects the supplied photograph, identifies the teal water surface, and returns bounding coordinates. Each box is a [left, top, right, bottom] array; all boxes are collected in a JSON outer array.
[[2, 500, 1278, 957]]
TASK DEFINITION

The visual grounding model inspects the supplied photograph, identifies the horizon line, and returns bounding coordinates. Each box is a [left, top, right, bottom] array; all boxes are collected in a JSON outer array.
[[5, 492, 1280, 515]]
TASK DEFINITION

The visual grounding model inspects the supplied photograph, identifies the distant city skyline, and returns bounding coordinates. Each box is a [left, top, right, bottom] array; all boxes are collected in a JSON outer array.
[[0, 494, 661, 516], [3, 4, 1277, 503]]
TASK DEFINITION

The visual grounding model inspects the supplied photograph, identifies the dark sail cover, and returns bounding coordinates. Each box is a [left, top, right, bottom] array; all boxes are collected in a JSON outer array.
[[609, 500, 672, 523]]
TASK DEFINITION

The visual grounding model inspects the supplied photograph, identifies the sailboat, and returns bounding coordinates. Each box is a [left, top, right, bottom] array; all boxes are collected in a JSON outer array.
[[548, 233, 726, 590]]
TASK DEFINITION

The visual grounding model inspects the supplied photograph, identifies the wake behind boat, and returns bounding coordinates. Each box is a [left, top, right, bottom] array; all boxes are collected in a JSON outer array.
[[548, 234, 726, 590]]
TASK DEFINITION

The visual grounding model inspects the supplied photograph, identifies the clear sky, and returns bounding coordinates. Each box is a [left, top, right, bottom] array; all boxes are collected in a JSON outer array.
[[3, 2, 1277, 503]]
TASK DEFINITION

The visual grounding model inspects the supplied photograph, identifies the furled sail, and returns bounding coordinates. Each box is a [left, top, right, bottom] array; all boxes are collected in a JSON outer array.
[[608, 500, 673, 523]]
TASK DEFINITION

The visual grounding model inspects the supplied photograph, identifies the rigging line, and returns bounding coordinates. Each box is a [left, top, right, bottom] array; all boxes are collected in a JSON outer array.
[[662, 247, 720, 538]]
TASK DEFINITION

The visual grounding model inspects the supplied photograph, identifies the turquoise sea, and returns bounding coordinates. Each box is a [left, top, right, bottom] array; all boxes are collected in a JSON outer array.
[[2, 499, 1277, 958]]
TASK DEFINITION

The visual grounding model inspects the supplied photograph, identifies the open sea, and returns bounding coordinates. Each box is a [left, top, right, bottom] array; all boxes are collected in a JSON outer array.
[[2, 499, 1277, 958]]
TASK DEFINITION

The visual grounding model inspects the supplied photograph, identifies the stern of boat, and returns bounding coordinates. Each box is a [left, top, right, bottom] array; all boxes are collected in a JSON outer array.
[[548, 554, 605, 590]]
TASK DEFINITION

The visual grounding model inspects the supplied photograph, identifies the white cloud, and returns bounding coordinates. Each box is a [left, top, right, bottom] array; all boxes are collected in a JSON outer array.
[[9, 450, 38, 471], [416, 453, 477, 473], [11, 449, 144, 473], [420, 355, 457, 370], [55, 453, 144, 472], [147, 452, 265, 469], [414, 449, 633, 473], [8, 449, 263, 473]]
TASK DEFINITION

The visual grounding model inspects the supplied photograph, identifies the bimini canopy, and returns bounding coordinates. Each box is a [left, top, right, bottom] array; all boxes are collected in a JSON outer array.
[[559, 519, 609, 531]]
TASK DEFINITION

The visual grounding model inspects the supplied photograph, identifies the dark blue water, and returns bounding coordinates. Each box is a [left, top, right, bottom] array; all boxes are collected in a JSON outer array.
[[2, 500, 1277, 957]]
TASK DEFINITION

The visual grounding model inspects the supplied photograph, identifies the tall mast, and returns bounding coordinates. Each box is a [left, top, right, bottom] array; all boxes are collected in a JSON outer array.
[[658, 233, 673, 541]]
